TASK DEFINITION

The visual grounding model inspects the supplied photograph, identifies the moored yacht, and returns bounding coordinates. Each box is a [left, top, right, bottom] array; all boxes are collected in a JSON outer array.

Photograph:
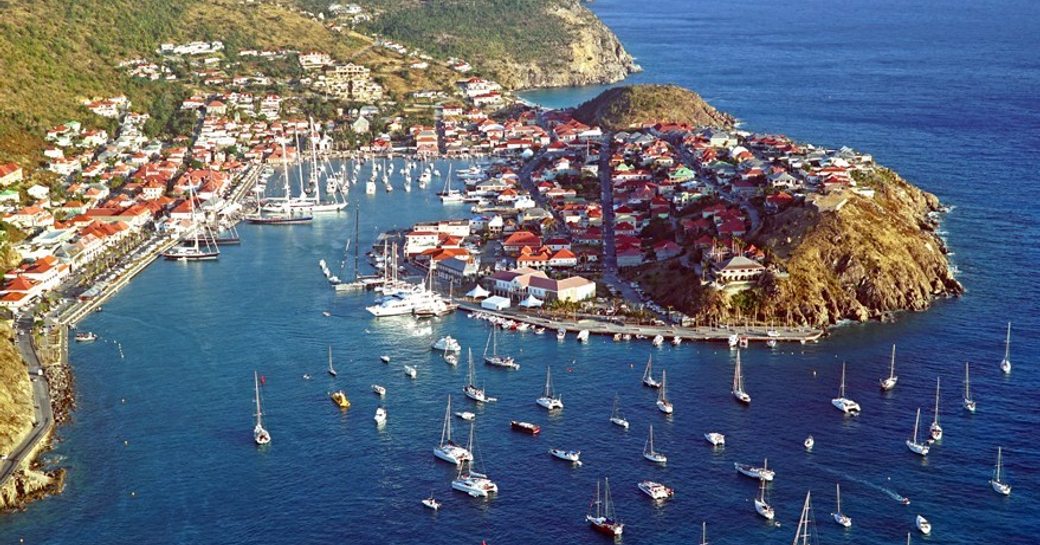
[[732, 350, 751, 404], [434, 396, 472, 465], [643, 425, 667, 464], [587, 479, 624, 537], [451, 423, 498, 498], [656, 369, 674, 414], [999, 322, 1012, 374], [831, 362, 861, 415], [831, 482, 852, 528], [735, 458, 775, 481], [483, 328, 519, 369], [916, 514, 931, 535], [963, 362, 976, 412], [638, 480, 674, 501], [432, 335, 461, 352], [549, 448, 582, 465], [463, 349, 495, 403], [880, 344, 899, 390], [535, 366, 564, 410], [374, 407, 387, 425], [754, 480, 775, 520], [252, 371, 271, 446], [641, 354, 661, 388], [906, 408, 930, 456], [929, 377, 943, 441], [990, 446, 1011, 496], [610, 394, 629, 429], [704, 432, 726, 447]]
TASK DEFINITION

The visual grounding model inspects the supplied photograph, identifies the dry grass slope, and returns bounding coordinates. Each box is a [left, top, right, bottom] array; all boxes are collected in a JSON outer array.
[[574, 84, 734, 131]]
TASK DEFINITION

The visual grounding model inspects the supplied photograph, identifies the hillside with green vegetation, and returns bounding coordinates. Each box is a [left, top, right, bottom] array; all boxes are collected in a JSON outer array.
[[352, 0, 638, 89], [575, 84, 735, 131]]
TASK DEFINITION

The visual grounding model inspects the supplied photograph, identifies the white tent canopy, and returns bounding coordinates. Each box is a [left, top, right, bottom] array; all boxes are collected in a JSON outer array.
[[466, 285, 491, 299], [519, 294, 543, 308], [480, 296, 511, 311]]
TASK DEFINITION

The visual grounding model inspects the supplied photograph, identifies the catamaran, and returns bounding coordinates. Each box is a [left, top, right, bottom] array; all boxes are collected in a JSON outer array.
[[586, 478, 624, 537], [831, 362, 861, 415], [638, 480, 674, 501], [327, 345, 337, 376], [451, 423, 498, 498], [754, 479, 775, 520], [963, 362, 976, 412], [463, 348, 495, 403], [736, 458, 775, 481], [610, 394, 629, 428], [791, 490, 816, 545], [656, 369, 673, 414], [990, 446, 1011, 496], [929, 377, 943, 441], [536, 366, 564, 410], [1000, 322, 1012, 374], [483, 328, 519, 369], [832, 482, 852, 527], [434, 396, 473, 465], [643, 425, 667, 464], [906, 408, 930, 456], [641, 354, 661, 388], [252, 371, 271, 445], [880, 344, 899, 391], [732, 350, 751, 404]]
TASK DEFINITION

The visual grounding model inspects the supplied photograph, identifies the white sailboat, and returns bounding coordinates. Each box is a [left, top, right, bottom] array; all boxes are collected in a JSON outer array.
[[641, 354, 661, 388], [963, 362, 976, 412], [438, 165, 464, 203], [642, 425, 667, 463], [735, 458, 775, 481], [610, 394, 629, 428], [1000, 322, 1012, 374], [451, 422, 498, 497], [483, 327, 519, 369], [732, 350, 751, 404], [831, 362, 861, 415], [656, 369, 673, 414], [536, 366, 564, 410], [906, 408, 930, 456], [791, 490, 816, 545], [252, 371, 271, 445], [831, 482, 852, 527], [990, 446, 1011, 496], [463, 348, 495, 403], [929, 377, 943, 441], [754, 480, 775, 520], [163, 186, 221, 260], [434, 396, 473, 465], [880, 344, 898, 390], [327, 345, 337, 376]]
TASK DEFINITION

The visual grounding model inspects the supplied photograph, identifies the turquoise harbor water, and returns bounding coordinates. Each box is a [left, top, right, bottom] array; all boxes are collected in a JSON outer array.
[[2, 0, 1039, 543]]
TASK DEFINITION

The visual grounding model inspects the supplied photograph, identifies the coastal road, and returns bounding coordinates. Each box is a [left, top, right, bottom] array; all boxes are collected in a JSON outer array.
[[0, 315, 55, 489]]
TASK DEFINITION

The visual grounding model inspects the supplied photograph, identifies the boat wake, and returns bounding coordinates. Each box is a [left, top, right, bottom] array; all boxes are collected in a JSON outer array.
[[814, 466, 910, 504]]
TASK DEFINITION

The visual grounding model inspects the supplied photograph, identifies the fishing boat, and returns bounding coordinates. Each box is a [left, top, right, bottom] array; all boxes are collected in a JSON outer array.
[[327, 345, 337, 376], [880, 344, 899, 390], [906, 408, 930, 456], [510, 420, 541, 435], [990, 446, 1012, 496], [643, 425, 667, 464], [434, 396, 472, 465], [916, 514, 931, 535], [463, 349, 495, 403], [536, 366, 564, 410], [638, 480, 674, 501], [586, 479, 624, 537], [404, 365, 417, 379], [610, 394, 629, 429], [736, 459, 775, 482], [656, 369, 673, 414], [732, 350, 751, 404], [451, 423, 498, 498], [422, 495, 441, 510], [431, 335, 461, 352], [641, 354, 662, 388], [549, 448, 582, 465], [454, 411, 475, 421], [576, 330, 590, 343], [929, 377, 943, 441], [374, 407, 387, 425], [704, 432, 726, 447], [963, 362, 976, 412], [1000, 322, 1012, 374], [652, 334, 664, 347], [754, 480, 775, 520], [791, 490, 815, 545], [331, 390, 350, 409], [74, 331, 98, 343], [483, 328, 519, 369], [371, 384, 386, 396], [252, 371, 271, 445], [832, 482, 852, 528], [831, 362, 861, 415], [804, 435, 815, 451]]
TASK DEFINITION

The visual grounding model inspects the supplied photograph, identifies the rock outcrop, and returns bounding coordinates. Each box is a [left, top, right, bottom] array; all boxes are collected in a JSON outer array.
[[574, 85, 734, 131]]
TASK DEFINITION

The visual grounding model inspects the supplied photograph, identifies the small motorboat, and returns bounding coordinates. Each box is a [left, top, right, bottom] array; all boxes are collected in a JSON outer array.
[[380, 355, 391, 363], [533, 327, 546, 335], [916, 515, 931, 535], [637, 480, 674, 501], [374, 407, 387, 425], [613, 333, 622, 342], [331, 390, 350, 409], [549, 448, 582, 465], [431, 335, 461, 352], [804, 435, 815, 451], [557, 329, 566, 341], [444, 353, 459, 366], [652, 335, 664, 347], [322, 311, 331, 317], [576, 330, 590, 343], [404, 365, 417, 379], [422, 495, 441, 511], [371, 384, 386, 396], [672, 336, 682, 346], [74, 332, 98, 343], [454, 411, 476, 421], [510, 420, 541, 435], [704, 432, 726, 447]]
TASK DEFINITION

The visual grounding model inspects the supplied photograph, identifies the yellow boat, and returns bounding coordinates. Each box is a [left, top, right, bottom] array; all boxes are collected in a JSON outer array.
[[331, 390, 351, 409]]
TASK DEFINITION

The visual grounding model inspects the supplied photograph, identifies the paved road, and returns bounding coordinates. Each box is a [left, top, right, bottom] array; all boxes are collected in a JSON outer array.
[[0, 316, 54, 488]]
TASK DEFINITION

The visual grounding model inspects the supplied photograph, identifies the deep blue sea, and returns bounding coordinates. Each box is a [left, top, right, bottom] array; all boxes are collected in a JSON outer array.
[[2, 1, 1038, 543]]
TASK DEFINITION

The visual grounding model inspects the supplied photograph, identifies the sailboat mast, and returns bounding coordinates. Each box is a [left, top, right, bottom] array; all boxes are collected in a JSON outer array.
[[281, 141, 292, 214], [309, 117, 322, 204], [933, 378, 941, 424], [1004, 322, 1011, 359], [253, 371, 263, 426], [913, 408, 921, 442], [792, 490, 813, 545], [890, 345, 897, 378], [836, 483, 842, 513], [353, 206, 360, 281], [965, 362, 971, 398], [441, 396, 452, 445], [994, 447, 1003, 481], [840, 363, 846, 397]]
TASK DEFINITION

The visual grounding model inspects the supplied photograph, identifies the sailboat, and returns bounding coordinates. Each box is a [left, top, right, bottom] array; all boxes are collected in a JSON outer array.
[[483, 328, 519, 369], [610, 394, 629, 428], [162, 186, 220, 260], [1000, 322, 1012, 374], [434, 396, 473, 465], [248, 141, 313, 224], [735, 458, 775, 481], [252, 371, 271, 445], [831, 482, 852, 527], [656, 369, 673, 414], [831, 362, 861, 415], [929, 377, 943, 441], [880, 344, 899, 390], [327, 345, 337, 376], [791, 490, 816, 545], [732, 350, 751, 404], [754, 480, 775, 520], [990, 446, 1012, 495], [586, 478, 624, 537], [535, 366, 564, 410], [641, 354, 661, 388], [963, 362, 976, 412], [463, 348, 495, 403], [451, 422, 498, 497], [643, 425, 667, 463], [438, 165, 464, 203], [905, 408, 930, 456]]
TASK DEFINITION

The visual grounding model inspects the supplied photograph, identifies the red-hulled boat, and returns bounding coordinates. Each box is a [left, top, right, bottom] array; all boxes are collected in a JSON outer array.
[[510, 420, 540, 435], [587, 478, 623, 537]]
